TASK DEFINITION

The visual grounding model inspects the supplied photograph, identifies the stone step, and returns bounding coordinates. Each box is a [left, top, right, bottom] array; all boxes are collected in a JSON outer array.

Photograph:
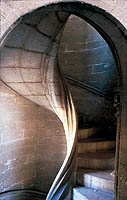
[[78, 138, 115, 153], [77, 169, 114, 193], [73, 187, 114, 200], [78, 152, 115, 170], [78, 127, 100, 140]]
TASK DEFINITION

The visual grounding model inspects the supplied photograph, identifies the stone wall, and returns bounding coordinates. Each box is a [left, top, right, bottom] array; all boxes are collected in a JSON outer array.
[[58, 15, 118, 126], [0, 1, 127, 200], [0, 9, 70, 196], [0, 83, 66, 193]]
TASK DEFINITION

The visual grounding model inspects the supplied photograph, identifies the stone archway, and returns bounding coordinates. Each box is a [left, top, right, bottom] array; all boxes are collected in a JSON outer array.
[[1, 1, 127, 200]]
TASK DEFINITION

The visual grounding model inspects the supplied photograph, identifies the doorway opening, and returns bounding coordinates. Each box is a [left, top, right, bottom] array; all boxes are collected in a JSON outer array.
[[58, 14, 119, 199], [1, 1, 125, 199]]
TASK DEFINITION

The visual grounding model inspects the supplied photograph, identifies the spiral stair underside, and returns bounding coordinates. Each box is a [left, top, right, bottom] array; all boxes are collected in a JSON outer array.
[[0, 10, 77, 200]]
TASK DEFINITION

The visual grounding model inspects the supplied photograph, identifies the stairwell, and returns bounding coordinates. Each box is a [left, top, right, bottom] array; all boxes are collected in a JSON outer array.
[[73, 127, 115, 200]]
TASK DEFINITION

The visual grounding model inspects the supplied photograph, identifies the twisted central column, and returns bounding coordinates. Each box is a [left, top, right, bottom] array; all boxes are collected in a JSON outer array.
[[0, 8, 77, 200]]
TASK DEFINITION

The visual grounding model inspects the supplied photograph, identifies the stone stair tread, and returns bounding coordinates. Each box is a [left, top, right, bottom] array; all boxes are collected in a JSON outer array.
[[78, 151, 115, 159], [77, 169, 114, 193], [78, 138, 115, 143], [78, 127, 99, 131], [73, 187, 114, 200], [78, 139, 115, 154], [77, 168, 113, 181], [78, 124, 100, 129], [77, 127, 101, 140]]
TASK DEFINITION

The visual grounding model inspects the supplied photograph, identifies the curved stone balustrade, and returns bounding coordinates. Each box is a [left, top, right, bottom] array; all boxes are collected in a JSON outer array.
[[0, 7, 77, 200], [0, 1, 127, 200]]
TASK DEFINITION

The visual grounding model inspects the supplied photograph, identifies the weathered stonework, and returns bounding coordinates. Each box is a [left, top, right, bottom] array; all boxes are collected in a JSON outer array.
[[0, 83, 66, 193], [0, 1, 127, 199], [58, 15, 117, 125]]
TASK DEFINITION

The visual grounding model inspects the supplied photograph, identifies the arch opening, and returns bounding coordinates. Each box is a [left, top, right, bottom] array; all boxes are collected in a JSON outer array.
[[0, 1, 127, 200]]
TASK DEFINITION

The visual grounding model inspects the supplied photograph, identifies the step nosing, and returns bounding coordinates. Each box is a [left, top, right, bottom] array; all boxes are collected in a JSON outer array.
[[73, 187, 114, 200], [77, 169, 114, 181], [78, 152, 115, 158], [78, 139, 115, 143], [82, 174, 113, 181]]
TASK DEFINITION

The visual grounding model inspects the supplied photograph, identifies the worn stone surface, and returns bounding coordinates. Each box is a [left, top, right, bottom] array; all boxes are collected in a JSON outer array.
[[0, 7, 70, 197], [0, 1, 127, 199], [0, 83, 66, 193], [58, 15, 117, 125], [73, 187, 114, 200]]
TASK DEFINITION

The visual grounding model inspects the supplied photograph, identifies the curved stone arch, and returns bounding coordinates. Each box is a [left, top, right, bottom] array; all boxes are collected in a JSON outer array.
[[0, 3, 77, 200], [45, 3, 127, 199], [1, 0, 127, 45], [0, 1, 127, 200]]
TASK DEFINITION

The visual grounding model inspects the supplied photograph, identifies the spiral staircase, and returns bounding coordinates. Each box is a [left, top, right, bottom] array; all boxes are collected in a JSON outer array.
[[73, 126, 115, 200], [0, 6, 117, 200], [0, 10, 77, 200]]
